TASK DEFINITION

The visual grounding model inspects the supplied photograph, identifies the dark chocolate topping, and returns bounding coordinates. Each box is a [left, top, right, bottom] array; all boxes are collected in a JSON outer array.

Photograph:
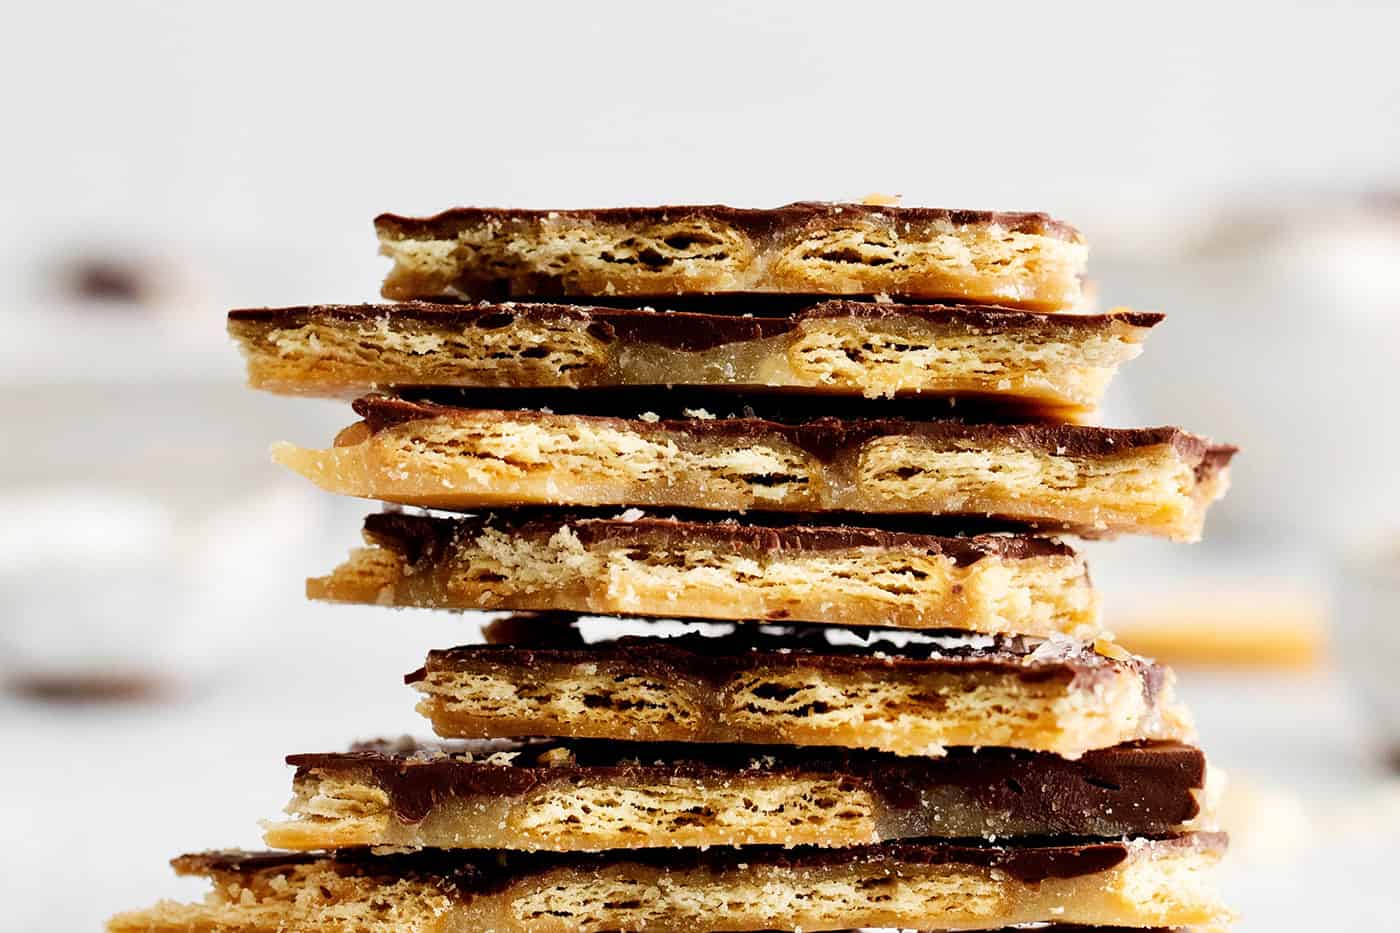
[[176, 833, 1223, 890], [287, 737, 1204, 830], [360, 509, 1077, 569], [374, 201, 1083, 243], [408, 615, 1162, 700], [370, 505, 1081, 539], [383, 386, 1079, 425], [350, 393, 1237, 471], [228, 300, 1160, 346]]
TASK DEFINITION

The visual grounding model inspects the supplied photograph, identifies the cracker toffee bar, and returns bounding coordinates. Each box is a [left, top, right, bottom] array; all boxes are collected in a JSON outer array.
[[266, 736, 1207, 850], [228, 300, 1158, 410], [311, 511, 1101, 639], [109, 834, 1230, 933], [273, 394, 1236, 540], [374, 202, 1089, 310], [408, 616, 1192, 758]]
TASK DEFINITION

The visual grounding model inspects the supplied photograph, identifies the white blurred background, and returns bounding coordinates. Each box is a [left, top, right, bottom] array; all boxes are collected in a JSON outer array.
[[3, 2, 1400, 929]]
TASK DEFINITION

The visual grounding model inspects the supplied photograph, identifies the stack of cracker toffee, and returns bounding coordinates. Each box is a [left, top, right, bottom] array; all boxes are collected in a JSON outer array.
[[113, 201, 1237, 932]]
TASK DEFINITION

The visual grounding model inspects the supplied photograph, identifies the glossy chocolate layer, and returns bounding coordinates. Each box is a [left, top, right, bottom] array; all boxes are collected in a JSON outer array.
[[361, 509, 1077, 569], [176, 833, 1222, 891], [351, 394, 1238, 477], [228, 300, 1159, 346], [376, 386, 1081, 425], [375, 202, 1083, 243], [365, 505, 1085, 540], [408, 615, 1164, 701], [288, 737, 1204, 831]]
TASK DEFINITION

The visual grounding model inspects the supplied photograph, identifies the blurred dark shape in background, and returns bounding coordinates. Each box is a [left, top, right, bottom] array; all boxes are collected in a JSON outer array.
[[56, 254, 164, 306]]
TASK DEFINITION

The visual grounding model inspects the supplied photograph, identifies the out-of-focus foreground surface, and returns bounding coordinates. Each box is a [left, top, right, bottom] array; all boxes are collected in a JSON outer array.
[[3, 3, 1400, 930]]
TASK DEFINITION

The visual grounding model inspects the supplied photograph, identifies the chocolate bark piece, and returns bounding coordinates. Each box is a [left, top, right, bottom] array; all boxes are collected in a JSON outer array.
[[373, 202, 1088, 311], [109, 835, 1229, 933], [274, 396, 1236, 540], [311, 510, 1099, 638], [267, 736, 1206, 851], [407, 617, 1192, 758], [227, 300, 1157, 410]]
